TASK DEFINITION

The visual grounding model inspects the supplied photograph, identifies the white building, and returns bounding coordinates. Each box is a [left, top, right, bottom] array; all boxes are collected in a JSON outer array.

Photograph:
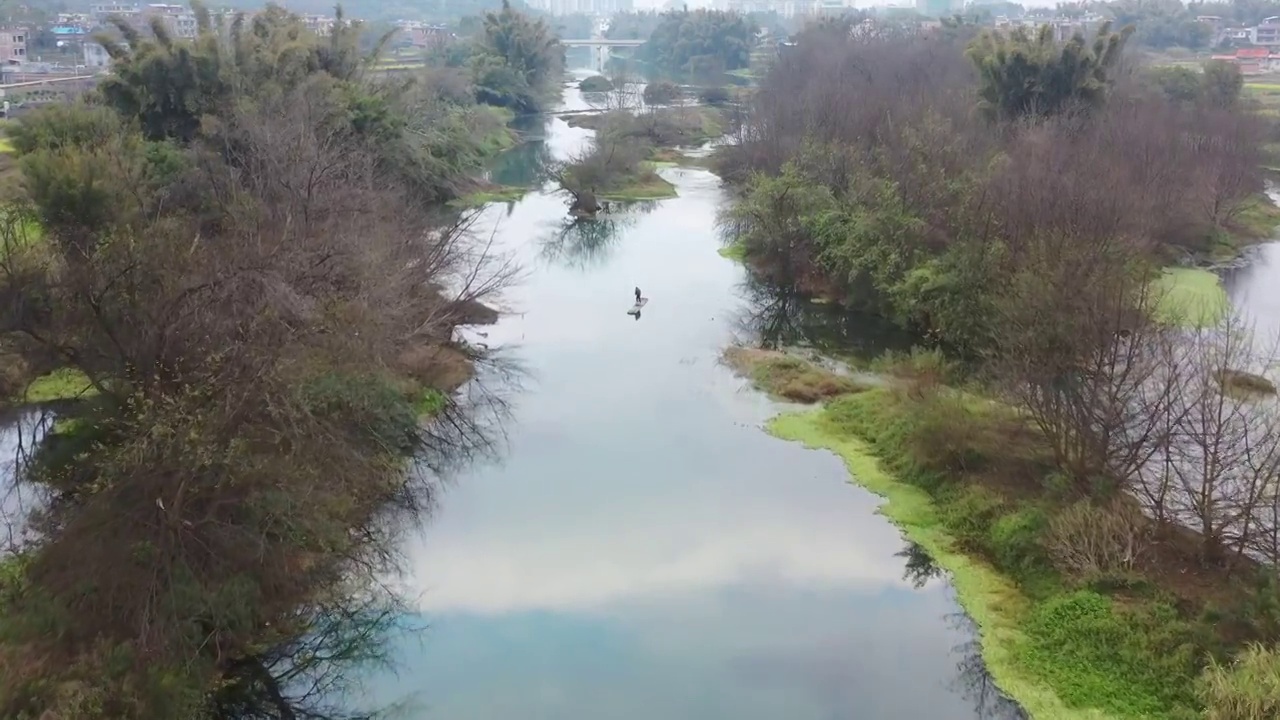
[[528, 0, 634, 16], [83, 41, 117, 69]]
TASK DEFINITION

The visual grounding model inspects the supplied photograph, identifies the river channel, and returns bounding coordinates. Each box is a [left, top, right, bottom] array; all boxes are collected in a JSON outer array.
[[356, 77, 1025, 719]]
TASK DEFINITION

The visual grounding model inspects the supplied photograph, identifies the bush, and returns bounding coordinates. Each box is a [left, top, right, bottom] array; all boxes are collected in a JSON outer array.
[[1045, 499, 1151, 580], [989, 506, 1049, 575], [900, 390, 989, 475], [1197, 643, 1280, 720], [698, 86, 731, 105], [937, 484, 1010, 551], [579, 75, 613, 93], [643, 80, 681, 105]]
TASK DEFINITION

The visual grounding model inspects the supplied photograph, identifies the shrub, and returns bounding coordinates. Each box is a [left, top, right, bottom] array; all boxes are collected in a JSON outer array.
[[901, 390, 989, 475], [873, 347, 954, 394], [722, 347, 863, 403], [937, 484, 1010, 552], [643, 80, 681, 105], [698, 86, 731, 105], [1045, 499, 1151, 580], [1197, 643, 1280, 720], [989, 506, 1049, 575], [579, 75, 613, 93]]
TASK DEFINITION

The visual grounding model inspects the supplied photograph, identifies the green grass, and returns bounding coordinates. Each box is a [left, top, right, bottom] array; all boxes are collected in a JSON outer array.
[[1152, 267, 1229, 328], [717, 241, 746, 261], [1016, 591, 1202, 717], [451, 185, 529, 207], [598, 172, 677, 201], [0, 137, 14, 154], [24, 368, 95, 403], [475, 105, 517, 156], [413, 388, 447, 418]]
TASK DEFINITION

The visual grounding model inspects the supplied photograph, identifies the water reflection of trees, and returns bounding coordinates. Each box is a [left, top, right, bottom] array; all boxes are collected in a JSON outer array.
[[895, 540, 1027, 719], [946, 612, 1029, 720], [897, 541, 943, 589], [730, 275, 916, 359], [487, 137, 556, 189], [0, 364, 518, 720], [537, 201, 659, 270]]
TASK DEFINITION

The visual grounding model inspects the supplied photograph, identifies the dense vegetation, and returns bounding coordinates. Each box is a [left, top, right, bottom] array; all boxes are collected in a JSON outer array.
[[720, 17, 1280, 719], [0, 6, 514, 719], [640, 9, 757, 76], [468, 0, 564, 114]]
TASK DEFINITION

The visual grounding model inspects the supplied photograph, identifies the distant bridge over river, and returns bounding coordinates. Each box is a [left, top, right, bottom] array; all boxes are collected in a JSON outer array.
[[560, 38, 645, 47]]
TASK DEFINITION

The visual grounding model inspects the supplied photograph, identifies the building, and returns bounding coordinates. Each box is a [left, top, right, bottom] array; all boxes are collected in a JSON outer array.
[[301, 14, 336, 35], [83, 41, 115, 69], [91, 2, 140, 21], [0, 27, 28, 65], [528, 0, 633, 15], [1211, 46, 1278, 73], [395, 20, 453, 49], [141, 4, 198, 39]]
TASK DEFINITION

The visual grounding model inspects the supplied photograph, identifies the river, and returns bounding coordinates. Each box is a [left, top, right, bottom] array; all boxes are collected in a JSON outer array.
[[355, 77, 1024, 719], [8, 77, 1277, 719]]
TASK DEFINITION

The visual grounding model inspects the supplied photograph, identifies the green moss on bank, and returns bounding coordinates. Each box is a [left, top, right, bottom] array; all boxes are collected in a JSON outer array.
[[762, 383, 1221, 719], [598, 173, 677, 201], [452, 185, 529, 207], [24, 368, 95, 403], [1152, 267, 1229, 328], [718, 241, 746, 261], [478, 105, 518, 155], [768, 406, 1094, 719]]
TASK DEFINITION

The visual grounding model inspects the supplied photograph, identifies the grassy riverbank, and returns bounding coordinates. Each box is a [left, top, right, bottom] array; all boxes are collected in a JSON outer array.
[[728, 349, 1278, 720]]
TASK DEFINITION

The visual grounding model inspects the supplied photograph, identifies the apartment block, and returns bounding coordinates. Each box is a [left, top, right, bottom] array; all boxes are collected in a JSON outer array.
[[0, 27, 28, 65]]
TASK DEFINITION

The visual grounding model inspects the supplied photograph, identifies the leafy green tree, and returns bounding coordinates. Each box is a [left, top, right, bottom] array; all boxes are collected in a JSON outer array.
[[1202, 58, 1244, 106], [1145, 60, 1242, 106], [967, 22, 1132, 122], [1107, 0, 1212, 49], [472, 0, 563, 113], [642, 9, 757, 76], [1147, 64, 1205, 103], [0, 5, 515, 719]]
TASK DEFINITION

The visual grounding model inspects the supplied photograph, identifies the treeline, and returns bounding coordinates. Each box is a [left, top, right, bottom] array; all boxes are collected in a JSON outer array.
[[722, 20, 1261, 358], [0, 5, 511, 719], [720, 17, 1280, 717]]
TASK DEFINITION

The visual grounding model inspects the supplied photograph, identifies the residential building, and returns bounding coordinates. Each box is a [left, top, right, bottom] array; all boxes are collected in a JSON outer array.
[[141, 4, 198, 39], [91, 2, 140, 21], [0, 27, 28, 65], [395, 20, 453, 49], [1254, 17, 1280, 45], [83, 41, 115, 69], [301, 14, 336, 35], [528, 0, 633, 15], [1211, 46, 1277, 73]]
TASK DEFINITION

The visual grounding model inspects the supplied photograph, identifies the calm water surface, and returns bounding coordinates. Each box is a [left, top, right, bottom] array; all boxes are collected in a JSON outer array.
[[360, 79, 1023, 720]]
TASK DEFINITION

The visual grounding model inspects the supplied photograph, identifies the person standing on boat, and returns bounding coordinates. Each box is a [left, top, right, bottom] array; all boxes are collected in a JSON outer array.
[[635, 286, 642, 303]]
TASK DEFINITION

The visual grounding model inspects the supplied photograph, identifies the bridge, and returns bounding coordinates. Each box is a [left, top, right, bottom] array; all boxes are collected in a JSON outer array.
[[561, 38, 645, 48]]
